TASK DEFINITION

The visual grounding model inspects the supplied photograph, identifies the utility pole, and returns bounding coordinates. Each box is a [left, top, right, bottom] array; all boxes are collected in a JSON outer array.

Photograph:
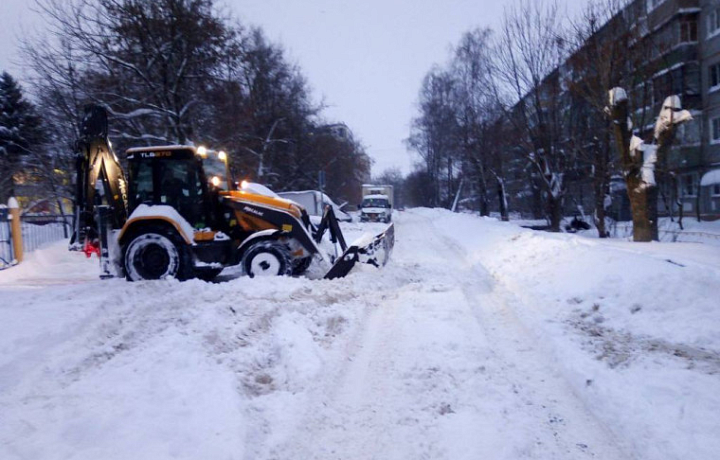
[[318, 170, 326, 194]]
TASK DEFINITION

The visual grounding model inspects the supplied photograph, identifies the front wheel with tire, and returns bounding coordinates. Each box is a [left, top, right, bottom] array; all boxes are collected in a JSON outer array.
[[241, 240, 293, 278], [123, 229, 191, 281]]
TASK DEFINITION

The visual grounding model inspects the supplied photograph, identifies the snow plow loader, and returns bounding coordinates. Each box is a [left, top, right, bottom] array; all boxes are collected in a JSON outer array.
[[70, 105, 394, 281]]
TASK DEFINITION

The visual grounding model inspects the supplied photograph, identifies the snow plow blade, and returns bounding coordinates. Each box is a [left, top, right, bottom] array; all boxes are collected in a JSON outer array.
[[324, 223, 395, 280]]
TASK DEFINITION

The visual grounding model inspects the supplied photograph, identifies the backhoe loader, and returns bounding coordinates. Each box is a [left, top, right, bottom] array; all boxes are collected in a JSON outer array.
[[71, 105, 394, 281]]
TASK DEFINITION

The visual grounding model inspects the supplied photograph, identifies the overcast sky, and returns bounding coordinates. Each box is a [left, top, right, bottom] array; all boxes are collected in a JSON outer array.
[[0, 0, 587, 176]]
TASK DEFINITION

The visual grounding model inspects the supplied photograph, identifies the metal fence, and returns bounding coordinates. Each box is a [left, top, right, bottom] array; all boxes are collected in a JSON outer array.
[[0, 207, 13, 269], [611, 222, 720, 246], [21, 215, 71, 254]]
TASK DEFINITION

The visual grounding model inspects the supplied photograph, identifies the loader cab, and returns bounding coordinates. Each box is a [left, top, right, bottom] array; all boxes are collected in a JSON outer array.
[[126, 146, 225, 230]]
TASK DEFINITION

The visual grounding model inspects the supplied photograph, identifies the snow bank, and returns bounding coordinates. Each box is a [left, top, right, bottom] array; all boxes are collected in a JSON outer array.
[[0, 239, 98, 286], [1, 213, 717, 460], [413, 207, 720, 460], [0, 235, 401, 460]]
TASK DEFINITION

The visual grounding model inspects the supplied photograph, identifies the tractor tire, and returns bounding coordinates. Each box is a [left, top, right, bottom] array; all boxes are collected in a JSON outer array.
[[241, 240, 293, 278], [123, 227, 193, 281]]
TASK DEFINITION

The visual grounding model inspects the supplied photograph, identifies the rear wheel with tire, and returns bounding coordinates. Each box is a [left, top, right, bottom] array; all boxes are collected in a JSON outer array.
[[241, 240, 293, 278], [123, 227, 192, 281]]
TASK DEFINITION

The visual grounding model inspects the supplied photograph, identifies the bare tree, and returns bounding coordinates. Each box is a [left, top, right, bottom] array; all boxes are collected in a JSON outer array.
[[407, 68, 460, 208], [566, 0, 664, 237], [24, 0, 366, 202], [450, 28, 509, 219], [28, 0, 238, 146], [493, 0, 573, 231], [374, 167, 406, 209]]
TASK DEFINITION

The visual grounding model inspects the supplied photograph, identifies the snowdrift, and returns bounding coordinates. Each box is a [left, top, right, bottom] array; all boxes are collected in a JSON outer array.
[[0, 212, 718, 460]]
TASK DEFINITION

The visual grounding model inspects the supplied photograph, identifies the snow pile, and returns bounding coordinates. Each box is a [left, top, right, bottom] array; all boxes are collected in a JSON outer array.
[[415, 207, 720, 460], [1, 212, 718, 460], [0, 239, 98, 286], [0, 238, 404, 460]]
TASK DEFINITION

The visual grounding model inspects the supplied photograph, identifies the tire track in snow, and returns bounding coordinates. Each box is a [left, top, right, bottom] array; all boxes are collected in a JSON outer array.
[[425, 212, 634, 459], [266, 211, 632, 460]]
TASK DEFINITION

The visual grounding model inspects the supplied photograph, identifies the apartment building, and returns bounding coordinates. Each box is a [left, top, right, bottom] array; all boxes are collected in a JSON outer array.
[[699, 0, 720, 217], [504, 0, 720, 221], [611, 0, 720, 219]]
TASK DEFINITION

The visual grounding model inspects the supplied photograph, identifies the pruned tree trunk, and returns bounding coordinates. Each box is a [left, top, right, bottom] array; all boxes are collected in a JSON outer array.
[[607, 88, 691, 242], [593, 134, 611, 238], [478, 175, 489, 216], [496, 174, 509, 221], [593, 186, 609, 237], [548, 194, 563, 232]]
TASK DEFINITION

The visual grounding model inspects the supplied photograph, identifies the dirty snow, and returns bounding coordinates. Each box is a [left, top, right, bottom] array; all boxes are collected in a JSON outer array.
[[0, 209, 718, 460]]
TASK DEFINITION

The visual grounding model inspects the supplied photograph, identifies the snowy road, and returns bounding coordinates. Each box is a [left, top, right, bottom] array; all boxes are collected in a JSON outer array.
[[1, 209, 718, 460], [267, 211, 627, 459]]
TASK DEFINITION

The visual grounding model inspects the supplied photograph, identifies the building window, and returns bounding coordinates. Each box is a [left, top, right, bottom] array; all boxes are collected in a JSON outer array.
[[679, 18, 698, 43], [710, 63, 720, 91], [654, 73, 672, 103], [679, 118, 700, 144], [684, 64, 701, 95], [709, 9, 720, 37], [712, 183, 720, 197], [680, 174, 698, 197], [711, 117, 720, 144], [671, 67, 684, 94]]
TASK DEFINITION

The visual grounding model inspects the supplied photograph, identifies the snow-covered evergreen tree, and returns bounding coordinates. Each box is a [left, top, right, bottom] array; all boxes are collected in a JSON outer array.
[[0, 72, 43, 204]]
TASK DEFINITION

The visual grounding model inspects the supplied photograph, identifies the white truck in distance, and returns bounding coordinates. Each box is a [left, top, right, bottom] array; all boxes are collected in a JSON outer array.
[[360, 184, 394, 223]]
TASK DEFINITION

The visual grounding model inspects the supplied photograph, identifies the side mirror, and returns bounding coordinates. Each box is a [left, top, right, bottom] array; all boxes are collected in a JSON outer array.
[[357, 204, 362, 209]]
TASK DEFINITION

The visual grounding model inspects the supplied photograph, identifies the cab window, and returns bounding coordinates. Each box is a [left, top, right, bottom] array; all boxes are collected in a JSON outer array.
[[158, 159, 206, 228], [129, 160, 154, 209]]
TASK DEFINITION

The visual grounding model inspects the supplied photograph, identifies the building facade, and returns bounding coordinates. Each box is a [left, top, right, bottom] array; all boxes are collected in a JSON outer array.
[[618, 0, 720, 219], [505, 0, 720, 221], [699, 0, 720, 217]]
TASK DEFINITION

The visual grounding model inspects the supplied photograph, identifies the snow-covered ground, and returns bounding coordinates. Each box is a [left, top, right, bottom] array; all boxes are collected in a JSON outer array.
[[1, 209, 718, 459]]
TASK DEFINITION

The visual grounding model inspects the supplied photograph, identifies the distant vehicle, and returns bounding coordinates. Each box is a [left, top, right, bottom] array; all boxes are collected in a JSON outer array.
[[362, 184, 394, 208], [360, 184, 394, 223], [277, 190, 352, 222]]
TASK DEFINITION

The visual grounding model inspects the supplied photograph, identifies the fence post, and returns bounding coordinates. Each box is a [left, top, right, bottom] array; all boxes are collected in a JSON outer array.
[[8, 198, 23, 263]]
